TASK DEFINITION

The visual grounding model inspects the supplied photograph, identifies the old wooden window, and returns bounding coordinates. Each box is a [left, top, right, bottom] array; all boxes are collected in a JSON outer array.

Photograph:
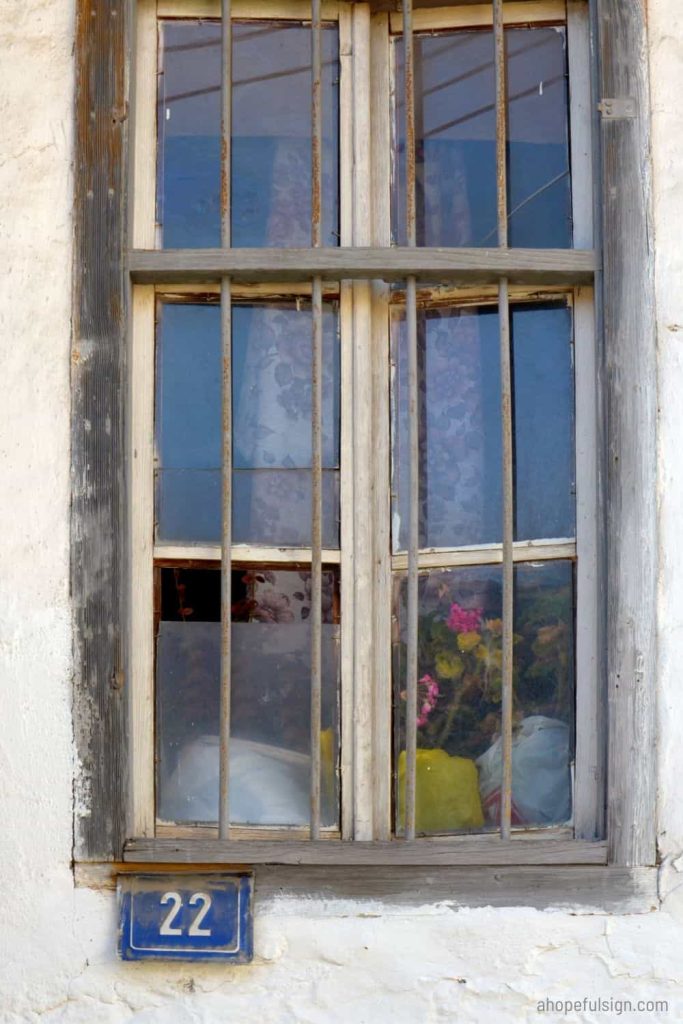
[[73, 0, 658, 903]]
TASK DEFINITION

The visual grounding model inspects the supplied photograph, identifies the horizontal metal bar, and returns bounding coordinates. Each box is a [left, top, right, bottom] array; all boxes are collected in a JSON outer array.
[[124, 837, 608, 866], [130, 247, 597, 284], [153, 544, 341, 564], [391, 539, 576, 570]]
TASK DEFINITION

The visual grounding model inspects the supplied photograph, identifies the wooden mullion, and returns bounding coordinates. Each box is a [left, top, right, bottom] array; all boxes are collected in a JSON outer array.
[[388, 0, 565, 31], [350, 1, 375, 841], [153, 544, 341, 564], [391, 539, 576, 570], [130, 287, 156, 837], [159, 0, 341, 16], [573, 286, 603, 841], [129, 246, 597, 283], [370, 7, 393, 841]]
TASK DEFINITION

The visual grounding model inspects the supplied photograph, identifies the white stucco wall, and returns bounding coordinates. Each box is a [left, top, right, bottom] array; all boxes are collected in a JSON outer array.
[[2, 1, 683, 1021]]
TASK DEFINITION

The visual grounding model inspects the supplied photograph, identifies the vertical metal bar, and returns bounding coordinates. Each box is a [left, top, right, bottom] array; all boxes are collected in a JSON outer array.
[[220, 1, 232, 246], [403, 0, 416, 250], [218, 0, 232, 841], [588, 0, 607, 842], [499, 278, 514, 841], [311, 0, 323, 252], [494, 0, 513, 841], [405, 277, 419, 841], [403, 0, 418, 841], [309, 282, 323, 839], [310, 0, 323, 840], [493, 0, 508, 249]]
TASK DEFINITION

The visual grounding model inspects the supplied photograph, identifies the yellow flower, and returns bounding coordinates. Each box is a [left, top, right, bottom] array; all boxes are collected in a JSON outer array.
[[484, 618, 503, 635], [457, 630, 481, 653], [435, 652, 464, 680]]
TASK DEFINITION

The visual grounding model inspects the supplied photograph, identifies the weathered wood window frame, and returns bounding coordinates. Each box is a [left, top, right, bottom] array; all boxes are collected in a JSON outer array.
[[72, 0, 659, 909]]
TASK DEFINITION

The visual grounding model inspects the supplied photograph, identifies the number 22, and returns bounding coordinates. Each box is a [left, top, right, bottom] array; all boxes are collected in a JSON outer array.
[[159, 891, 212, 937]]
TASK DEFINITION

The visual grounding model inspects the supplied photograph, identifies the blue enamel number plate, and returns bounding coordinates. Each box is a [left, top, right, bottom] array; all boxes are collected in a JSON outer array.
[[118, 873, 253, 962]]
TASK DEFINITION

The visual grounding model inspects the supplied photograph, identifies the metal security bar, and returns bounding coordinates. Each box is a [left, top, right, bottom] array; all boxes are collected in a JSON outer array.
[[310, 0, 323, 840], [218, 0, 233, 841], [493, 0, 514, 841], [402, 0, 418, 842]]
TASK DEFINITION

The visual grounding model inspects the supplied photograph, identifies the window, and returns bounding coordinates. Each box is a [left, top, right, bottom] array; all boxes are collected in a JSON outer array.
[[73, 0, 658, 900], [125, 0, 601, 852]]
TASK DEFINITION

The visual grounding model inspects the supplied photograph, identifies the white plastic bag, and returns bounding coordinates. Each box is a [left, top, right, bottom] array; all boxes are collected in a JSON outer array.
[[476, 716, 571, 826], [162, 735, 310, 826]]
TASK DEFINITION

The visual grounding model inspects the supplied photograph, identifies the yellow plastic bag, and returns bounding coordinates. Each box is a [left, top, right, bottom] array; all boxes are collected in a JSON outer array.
[[321, 727, 336, 818], [397, 748, 484, 833]]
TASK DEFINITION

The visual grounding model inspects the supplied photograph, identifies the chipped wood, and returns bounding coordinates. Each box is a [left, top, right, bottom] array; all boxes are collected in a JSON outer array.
[[74, 861, 657, 914], [129, 247, 598, 284], [72, 0, 130, 861], [124, 836, 608, 865], [597, 0, 658, 868]]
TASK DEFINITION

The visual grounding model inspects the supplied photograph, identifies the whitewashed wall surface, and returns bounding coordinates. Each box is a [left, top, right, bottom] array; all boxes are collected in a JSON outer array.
[[1, 0, 683, 1021]]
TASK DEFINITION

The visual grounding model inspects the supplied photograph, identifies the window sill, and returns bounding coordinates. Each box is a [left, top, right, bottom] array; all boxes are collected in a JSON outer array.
[[75, 859, 657, 915], [124, 836, 607, 866]]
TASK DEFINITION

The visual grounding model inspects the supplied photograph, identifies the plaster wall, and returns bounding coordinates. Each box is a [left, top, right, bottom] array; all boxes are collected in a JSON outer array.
[[1, 0, 683, 1021]]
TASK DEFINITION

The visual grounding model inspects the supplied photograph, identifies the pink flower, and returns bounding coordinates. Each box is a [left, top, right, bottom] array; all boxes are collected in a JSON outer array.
[[446, 601, 483, 634], [416, 673, 439, 728]]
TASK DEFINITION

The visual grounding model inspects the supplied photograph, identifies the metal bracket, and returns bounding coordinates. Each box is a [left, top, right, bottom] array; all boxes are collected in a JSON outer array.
[[598, 98, 637, 120]]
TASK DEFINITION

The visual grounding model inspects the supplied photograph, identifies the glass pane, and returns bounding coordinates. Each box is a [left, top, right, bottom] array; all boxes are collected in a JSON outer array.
[[232, 304, 340, 470], [155, 301, 340, 546], [392, 27, 571, 248], [158, 20, 340, 248], [232, 470, 340, 547], [156, 567, 340, 827], [391, 301, 574, 550], [392, 561, 574, 834], [156, 469, 340, 547], [507, 27, 572, 248], [512, 303, 575, 540], [391, 304, 502, 550]]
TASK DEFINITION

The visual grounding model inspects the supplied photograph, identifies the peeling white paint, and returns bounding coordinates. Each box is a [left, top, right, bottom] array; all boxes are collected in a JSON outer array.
[[3, 0, 683, 1021]]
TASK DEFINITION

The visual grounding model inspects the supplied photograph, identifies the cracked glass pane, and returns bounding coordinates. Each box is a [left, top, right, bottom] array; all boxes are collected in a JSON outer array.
[[393, 26, 572, 247]]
